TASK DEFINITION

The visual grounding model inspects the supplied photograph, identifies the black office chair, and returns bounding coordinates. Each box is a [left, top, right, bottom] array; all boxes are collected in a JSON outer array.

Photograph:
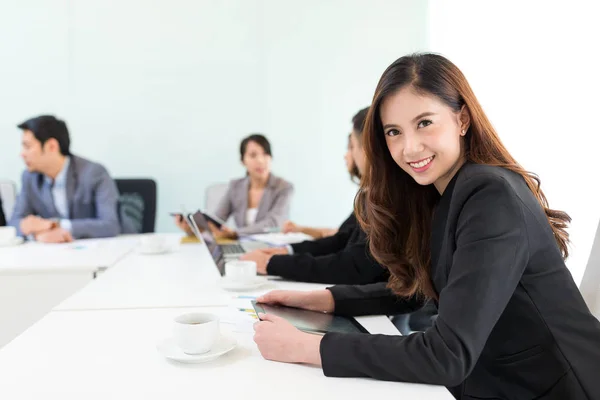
[[115, 178, 157, 234]]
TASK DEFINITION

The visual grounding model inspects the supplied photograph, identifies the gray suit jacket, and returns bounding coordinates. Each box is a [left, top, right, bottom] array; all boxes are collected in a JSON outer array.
[[9, 155, 120, 239], [214, 174, 293, 235]]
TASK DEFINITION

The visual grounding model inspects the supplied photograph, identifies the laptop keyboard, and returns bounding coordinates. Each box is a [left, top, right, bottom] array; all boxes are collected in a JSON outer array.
[[222, 244, 245, 254]]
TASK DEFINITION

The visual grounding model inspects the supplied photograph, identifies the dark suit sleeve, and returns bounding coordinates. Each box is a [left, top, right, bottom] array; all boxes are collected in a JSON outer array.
[[0, 196, 6, 226], [267, 242, 387, 284], [320, 175, 529, 386], [328, 282, 425, 316], [291, 214, 355, 256]]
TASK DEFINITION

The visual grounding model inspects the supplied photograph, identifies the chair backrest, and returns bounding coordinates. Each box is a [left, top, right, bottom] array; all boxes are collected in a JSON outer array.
[[115, 178, 157, 234], [581, 219, 600, 318], [205, 183, 228, 214], [0, 180, 17, 223]]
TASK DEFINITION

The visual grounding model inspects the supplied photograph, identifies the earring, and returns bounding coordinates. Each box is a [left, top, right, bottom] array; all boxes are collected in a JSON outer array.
[[462, 129, 466, 134]]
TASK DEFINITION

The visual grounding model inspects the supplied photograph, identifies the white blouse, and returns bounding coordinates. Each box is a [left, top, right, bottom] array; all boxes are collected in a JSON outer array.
[[245, 208, 258, 226]]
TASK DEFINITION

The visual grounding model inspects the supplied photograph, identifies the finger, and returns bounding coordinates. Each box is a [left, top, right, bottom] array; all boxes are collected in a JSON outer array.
[[257, 290, 280, 303], [259, 313, 285, 323]]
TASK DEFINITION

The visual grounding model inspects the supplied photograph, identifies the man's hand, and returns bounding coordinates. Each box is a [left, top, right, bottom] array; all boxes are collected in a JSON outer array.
[[20, 216, 56, 235], [35, 228, 74, 243]]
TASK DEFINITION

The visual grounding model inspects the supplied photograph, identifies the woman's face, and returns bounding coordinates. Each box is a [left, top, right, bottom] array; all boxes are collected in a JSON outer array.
[[350, 130, 367, 176], [242, 140, 272, 180], [380, 86, 468, 193]]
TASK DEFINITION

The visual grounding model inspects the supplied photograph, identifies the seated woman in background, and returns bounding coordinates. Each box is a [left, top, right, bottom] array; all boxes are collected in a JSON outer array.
[[281, 133, 361, 239], [240, 107, 388, 285], [252, 54, 600, 399], [175, 134, 293, 239]]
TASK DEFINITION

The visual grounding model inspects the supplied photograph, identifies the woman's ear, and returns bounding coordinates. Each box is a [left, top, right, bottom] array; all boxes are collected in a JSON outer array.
[[459, 105, 471, 136]]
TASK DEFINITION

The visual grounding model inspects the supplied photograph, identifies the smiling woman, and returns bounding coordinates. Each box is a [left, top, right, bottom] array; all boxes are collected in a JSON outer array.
[[252, 53, 600, 400]]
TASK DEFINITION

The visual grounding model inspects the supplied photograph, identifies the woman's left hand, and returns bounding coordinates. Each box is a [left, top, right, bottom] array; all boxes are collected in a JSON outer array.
[[253, 313, 323, 365]]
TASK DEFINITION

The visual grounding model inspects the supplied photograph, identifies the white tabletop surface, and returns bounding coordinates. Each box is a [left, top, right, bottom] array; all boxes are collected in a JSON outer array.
[[54, 237, 341, 311], [0, 307, 452, 399], [0, 235, 140, 273]]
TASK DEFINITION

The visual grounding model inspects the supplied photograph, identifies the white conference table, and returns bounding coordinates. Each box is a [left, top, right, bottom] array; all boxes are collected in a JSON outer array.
[[0, 235, 141, 347], [0, 307, 452, 399], [0, 234, 452, 399]]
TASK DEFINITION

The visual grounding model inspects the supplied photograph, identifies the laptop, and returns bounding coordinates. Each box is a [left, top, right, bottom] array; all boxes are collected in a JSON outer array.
[[186, 212, 268, 275]]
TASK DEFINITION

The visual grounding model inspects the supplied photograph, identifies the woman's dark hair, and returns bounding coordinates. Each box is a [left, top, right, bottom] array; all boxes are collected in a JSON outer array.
[[240, 134, 272, 161], [355, 53, 571, 300], [352, 106, 369, 139]]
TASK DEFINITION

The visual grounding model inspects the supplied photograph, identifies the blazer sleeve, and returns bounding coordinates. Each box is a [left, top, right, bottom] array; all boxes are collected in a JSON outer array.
[[236, 184, 294, 235], [266, 241, 388, 285], [320, 174, 529, 386], [69, 166, 120, 239], [290, 214, 356, 256], [327, 282, 425, 316], [213, 183, 234, 223], [8, 171, 34, 236]]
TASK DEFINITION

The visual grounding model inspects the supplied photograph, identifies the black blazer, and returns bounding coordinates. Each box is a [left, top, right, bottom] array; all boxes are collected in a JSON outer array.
[[320, 164, 600, 399], [290, 213, 357, 256], [0, 196, 6, 226], [267, 213, 388, 284]]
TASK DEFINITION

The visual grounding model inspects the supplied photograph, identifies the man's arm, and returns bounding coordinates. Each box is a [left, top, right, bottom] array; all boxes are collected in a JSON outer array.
[[69, 166, 120, 239]]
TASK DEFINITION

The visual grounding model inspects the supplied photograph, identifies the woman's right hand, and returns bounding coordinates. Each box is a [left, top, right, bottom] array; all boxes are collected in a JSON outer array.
[[174, 215, 193, 236], [282, 221, 300, 234], [256, 290, 335, 313]]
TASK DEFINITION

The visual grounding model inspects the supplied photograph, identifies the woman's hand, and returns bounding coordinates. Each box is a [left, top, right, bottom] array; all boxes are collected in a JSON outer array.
[[174, 215, 193, 236], [282, 221, 300, 233], [253, 313, 323, 365]]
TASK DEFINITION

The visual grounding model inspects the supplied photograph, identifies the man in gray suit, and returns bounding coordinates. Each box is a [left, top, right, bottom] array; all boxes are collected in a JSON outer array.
[[9, 115, 120, 243]]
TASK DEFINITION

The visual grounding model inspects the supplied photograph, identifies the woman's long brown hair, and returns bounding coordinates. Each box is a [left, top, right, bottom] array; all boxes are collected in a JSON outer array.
[[355, 53, 571, 300]]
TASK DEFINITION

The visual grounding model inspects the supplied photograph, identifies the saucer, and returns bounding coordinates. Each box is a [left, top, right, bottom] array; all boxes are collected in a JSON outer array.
[[137, 245, 170, 255], [0, 237, 24, 247], [219, 276, 269, 292], [157, 334, 237, 364]]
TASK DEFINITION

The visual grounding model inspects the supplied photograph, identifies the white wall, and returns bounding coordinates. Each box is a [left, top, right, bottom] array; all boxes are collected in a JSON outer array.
[[427, 0, 600, 284], [0, 0, 429, 232]]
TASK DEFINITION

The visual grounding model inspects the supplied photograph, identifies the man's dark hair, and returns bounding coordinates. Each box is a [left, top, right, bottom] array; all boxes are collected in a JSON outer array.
[[18, 115, 71, 156]]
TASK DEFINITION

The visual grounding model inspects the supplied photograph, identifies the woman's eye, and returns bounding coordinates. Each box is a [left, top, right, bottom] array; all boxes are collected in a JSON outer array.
[[417, 119, 432, 129], [385, 129, 400, 137]]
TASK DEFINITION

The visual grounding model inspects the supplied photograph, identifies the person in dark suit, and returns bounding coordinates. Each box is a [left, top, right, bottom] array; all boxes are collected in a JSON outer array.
[[251, 54, 600, 399], [240, 108, 387, 286], [174, 134, 293, 238], [281, 134, 361, 239], [9, 115, 120, 242], [0, 196, 6, 226]]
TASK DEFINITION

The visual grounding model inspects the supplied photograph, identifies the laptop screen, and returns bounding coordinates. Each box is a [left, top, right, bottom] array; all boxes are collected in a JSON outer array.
[[186, 212, 226, 275]]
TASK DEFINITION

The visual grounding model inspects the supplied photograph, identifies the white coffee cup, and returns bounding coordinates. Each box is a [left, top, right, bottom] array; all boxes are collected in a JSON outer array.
[[225, 260, 257, 282], [173, 312, 220, 355], [139, 234, 167, 251], [0, 226, 16, 244]]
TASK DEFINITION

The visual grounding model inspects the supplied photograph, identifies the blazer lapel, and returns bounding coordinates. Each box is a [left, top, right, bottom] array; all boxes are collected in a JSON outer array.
[[430, 171, 461, 292], [66, 157, 78, 218], [39, 176, 58, 217], [235, 176, 250, 227]]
